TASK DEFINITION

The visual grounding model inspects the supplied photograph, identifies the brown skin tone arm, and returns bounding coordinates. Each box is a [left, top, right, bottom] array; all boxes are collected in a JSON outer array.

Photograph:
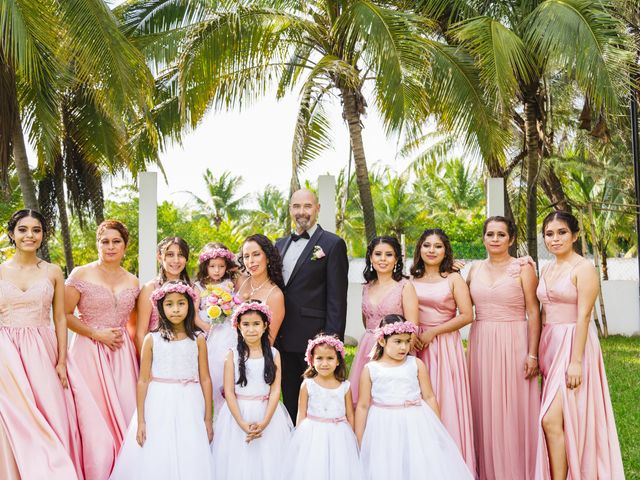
[[135, 282, 155, 353], [417, 358, 440, 418], [521, 263, 541, 378], [266, 291, 285, 345], [354, 365, 372, 446], [51, 265, 69, 387], [345, 387, 356, 429], [197, 335, 214, 442], [296, 382, 309, 425], [136, 334, 153, 446]]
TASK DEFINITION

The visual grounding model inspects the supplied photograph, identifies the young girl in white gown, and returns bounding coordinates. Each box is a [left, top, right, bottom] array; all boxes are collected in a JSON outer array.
[[110, 281, 213, 480], [211, 301, 292, 480], [355, 314, 473, 480], [285, 334, 362, 479], [193, 242, 239, 415]]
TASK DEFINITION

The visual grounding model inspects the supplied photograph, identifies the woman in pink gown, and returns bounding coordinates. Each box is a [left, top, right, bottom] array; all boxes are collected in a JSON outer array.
[[349, 236, 418, 405], [0, 209, 82, 479], [410, 228, 476, 474], [65, 220, 140, 479], [536, 211, 623, 479], [467, 217, 541, 480]]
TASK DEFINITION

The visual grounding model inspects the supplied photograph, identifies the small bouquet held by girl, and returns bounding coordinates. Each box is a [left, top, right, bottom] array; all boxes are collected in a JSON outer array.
[[194, 243, 241, 414], [110, 281, 213, 480]]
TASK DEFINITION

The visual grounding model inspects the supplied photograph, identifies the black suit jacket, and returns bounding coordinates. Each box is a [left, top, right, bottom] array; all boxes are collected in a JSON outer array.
[[275, 225, 349, 353]]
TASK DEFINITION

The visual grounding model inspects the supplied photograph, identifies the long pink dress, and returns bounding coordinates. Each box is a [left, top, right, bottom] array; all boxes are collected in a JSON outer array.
[[0, 277, 82, 479], [66, 278, 140, 479], [535, 265, 624, 479], [413, 277, 476, 475], [468, 258, 540, 480], [349, 279, 407, 404]]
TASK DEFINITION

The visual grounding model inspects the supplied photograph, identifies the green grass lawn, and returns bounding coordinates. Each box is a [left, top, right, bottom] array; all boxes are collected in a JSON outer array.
[[345, 335, 640, 478]]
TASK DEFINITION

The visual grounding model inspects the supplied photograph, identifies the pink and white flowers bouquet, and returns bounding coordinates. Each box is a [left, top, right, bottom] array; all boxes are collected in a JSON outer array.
[[201, 280, 242, 325]]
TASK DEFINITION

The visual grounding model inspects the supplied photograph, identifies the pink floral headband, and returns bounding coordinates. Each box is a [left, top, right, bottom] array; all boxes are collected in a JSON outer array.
[[305, 335, 346, 367], [150, 282, 200, 306], [199, 248, 236, 264], [374, 321, 418, 340], [231, 301, 272, 327]]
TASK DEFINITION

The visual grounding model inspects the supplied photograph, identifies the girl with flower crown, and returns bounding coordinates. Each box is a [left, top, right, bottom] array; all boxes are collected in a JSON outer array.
[[211, 301, 292, 480], [285, 333, 362, 479], [110, 281, 213, 480], [193, 242, 240, 415], [355, 314, 473, 480]]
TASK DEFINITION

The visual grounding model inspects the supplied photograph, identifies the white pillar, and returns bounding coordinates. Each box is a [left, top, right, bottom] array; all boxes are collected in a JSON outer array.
[[486, 177, 505, 217], [139, 172, 157, 283], [317, 174, 336, 233]]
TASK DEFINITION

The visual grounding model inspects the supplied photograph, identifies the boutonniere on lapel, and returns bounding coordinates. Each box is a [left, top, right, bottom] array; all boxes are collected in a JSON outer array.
[[311, 245, 326, 261]]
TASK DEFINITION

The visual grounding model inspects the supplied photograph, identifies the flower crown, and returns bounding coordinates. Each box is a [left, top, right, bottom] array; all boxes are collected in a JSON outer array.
[[231, 301, 272, 327], [374, 321, 418, 340], [199, 248, 236, 264], [150, 281, 200, 307], [305, 335, 346, 367]]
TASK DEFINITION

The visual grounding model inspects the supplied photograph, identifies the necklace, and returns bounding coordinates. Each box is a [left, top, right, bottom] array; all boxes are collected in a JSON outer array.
[[247, 277, 269, 298]]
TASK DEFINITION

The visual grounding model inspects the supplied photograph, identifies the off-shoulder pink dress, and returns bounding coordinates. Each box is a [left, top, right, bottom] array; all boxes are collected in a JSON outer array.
[[66, 278, 140, 479], [349, 279, 407, 404], [468, 257, 540, 480], [412, 276, 476, 475], [535, 263, 624, 479], [0, 276, 82, 479]]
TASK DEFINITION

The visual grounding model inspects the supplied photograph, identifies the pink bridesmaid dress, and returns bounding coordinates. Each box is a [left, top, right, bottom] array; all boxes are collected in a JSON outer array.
[[66, 278, 140, 479], [468, 257, 540, 480], [349, 278, 407, 404], [0, 277, 83, 479], [535, 263, 624, 479], [413, 277, 476, 475]]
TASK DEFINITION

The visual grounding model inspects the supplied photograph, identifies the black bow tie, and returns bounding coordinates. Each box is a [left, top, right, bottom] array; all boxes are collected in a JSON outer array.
[[291, 231, 310, 242]]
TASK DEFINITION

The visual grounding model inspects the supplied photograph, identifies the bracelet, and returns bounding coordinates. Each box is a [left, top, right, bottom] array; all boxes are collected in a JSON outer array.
[[528, 354, 538, 360]]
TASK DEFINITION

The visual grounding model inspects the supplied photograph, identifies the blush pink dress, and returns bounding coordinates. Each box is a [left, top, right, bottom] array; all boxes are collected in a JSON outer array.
[[468, 257, 540, 480], [535, 262, 624, 479], [412, 276, 476, 475], [0, 276, 82, 479], [66, 278, 140, 479], [349, 279, 407, 404]]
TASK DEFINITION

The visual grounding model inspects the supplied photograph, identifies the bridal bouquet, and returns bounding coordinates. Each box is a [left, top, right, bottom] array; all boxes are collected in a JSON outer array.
[[201, 280, 241, 325]]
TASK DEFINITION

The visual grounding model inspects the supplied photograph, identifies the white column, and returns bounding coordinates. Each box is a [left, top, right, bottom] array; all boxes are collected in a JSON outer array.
[[139, 172, 158, 283], [486, 177, 505, 217], [317, 174, 336, 233]]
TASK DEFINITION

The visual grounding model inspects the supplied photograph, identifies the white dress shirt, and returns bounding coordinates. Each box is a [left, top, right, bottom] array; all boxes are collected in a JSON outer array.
[[282, 223, 318, 285]]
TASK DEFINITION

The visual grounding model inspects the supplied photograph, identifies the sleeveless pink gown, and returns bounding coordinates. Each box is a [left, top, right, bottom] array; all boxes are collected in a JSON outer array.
[[349, 279, 407, 404], [535, 265, 624, 479], [66, 278, 140, 479], [413, 277, 476, 475], [0, 278, 82, 479], [468, 257, 540, 480]]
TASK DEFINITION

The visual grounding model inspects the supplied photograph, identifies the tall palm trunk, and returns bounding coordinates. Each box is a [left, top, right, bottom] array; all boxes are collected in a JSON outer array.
[[12, 115, 38, 210], [53, 159, 74, 271], [524, 85, 541, 261], [340, 87, 376, 241]]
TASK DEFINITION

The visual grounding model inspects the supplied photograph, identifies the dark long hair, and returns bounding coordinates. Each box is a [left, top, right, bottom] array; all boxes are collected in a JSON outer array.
[[363, 236, 405, 283], [235, 305, 276, 387], [157, 236, 190, 284], [303, 333, 347, 381], [410, 228, 455, 278], [7, 209, 48, 250], [239, 234, 285, 291], [155, 281, 199, 342], [372, 314, 408, 360], [195, 242, 235, 285]]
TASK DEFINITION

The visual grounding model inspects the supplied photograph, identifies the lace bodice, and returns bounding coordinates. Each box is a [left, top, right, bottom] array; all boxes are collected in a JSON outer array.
[[66, 278, 139, 329], [362, 279, 407, 330], [0, 278, 53, 327], [233, 347, 278, 397], [305, 379, 349, 419], [150, 331, 200, 380], [367, 356, 421, 404]]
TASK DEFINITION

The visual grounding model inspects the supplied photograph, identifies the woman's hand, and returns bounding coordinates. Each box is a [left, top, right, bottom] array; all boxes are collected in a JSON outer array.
[[93, 328, 124, 350], [419, 329, 436, 348], [136, 421, 146, 446], [566, 361, 582, 389], [55, 362, 69, 388], [524, 356, 539, 379], [205, 421, 213, 443]]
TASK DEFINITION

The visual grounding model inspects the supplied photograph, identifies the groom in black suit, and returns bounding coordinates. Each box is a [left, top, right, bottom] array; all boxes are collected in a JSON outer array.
[[275, 189, 349, 422]]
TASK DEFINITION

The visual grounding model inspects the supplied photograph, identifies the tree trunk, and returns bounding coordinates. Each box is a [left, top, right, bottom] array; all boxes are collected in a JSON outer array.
[[340, 87, 376, 241], [12, 116, 38, 210], [601, 248, 609, 281], [541, 165, 571, 212], [54, 160, 74, 271], [524, 86, 541, 262]]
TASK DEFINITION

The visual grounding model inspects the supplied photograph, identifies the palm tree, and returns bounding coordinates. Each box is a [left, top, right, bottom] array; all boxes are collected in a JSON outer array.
[[250, 185, 289, 239], [121, 0, 504, 242], [190, 170, 249, 226]]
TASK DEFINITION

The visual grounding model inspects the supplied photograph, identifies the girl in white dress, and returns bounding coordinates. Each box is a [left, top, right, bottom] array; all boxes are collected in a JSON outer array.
[[355, 314, 473, 480], [211, 301, 292, 480], [193, 242, 239, 414], [285, 334, 362, 479], [110, 281, 213, 480]]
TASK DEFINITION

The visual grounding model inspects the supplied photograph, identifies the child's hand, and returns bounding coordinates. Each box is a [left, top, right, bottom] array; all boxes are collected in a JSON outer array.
[[136, 422, 146, 446], [239, 421, 254, 435], [205, 421, 213, 443]]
